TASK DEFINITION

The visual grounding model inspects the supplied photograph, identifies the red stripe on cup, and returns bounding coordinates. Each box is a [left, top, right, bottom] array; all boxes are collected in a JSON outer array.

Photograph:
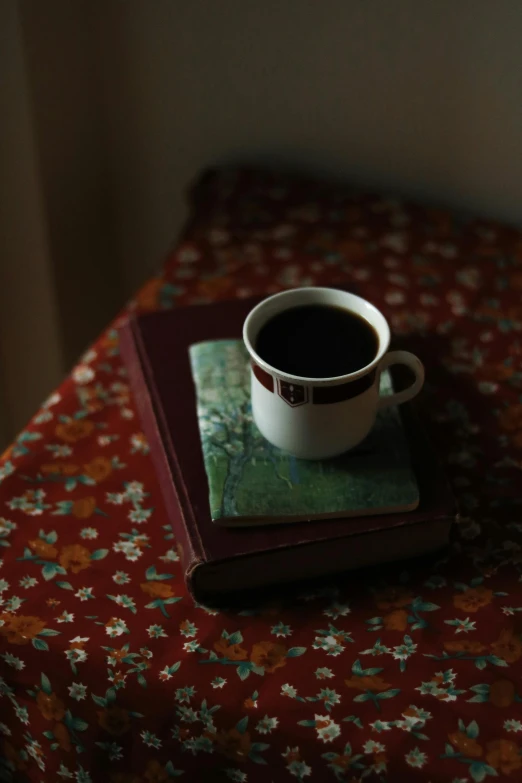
[[252, 362, 376, 403], [312, 370, 376, 404], [252, 362, 274, 392]]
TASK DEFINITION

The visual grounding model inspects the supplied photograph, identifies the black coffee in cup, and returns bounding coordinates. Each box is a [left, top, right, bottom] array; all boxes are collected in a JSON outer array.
[[255, 304, 379, 379]]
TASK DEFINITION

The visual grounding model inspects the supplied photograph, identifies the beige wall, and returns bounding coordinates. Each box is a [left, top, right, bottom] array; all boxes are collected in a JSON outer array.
[[1, 0, 522, 444], [0, 2, 65, 444], [102, 0, 522, 292]]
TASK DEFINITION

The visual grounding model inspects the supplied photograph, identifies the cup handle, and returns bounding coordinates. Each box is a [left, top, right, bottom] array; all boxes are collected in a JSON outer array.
[[378, 350, 425, 409]]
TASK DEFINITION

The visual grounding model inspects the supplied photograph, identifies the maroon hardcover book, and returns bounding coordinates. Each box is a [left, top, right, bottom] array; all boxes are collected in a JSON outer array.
[[119, 297, 456, 603]]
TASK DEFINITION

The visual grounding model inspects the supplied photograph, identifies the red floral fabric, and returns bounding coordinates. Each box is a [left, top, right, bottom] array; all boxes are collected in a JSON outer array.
[[1, 168, 522, 783]]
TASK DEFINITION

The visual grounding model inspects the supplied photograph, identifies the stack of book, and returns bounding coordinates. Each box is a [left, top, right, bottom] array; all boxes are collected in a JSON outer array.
[[119, 297, 455, 604]]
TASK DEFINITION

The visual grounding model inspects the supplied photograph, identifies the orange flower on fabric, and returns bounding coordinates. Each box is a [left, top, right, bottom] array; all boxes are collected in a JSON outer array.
[[36, 690, 65, 721], [144, 759, 170, 782], [383, 609, 409, 631], [214, 637, 248, 661], [110, 775, 141, 783], [345, 675, 392, 693], [97, 706, 131, 736], [489, 679, 516, 708], [510, 270, 522, 288], [41, 463, 79, 475], [0, 614, 46, 645], [331, 754, 352, 770], [485, 739, 522, 775], [211, 728, 252, 761], [136, 278, 162, 311], [29, 539, 58, 560], [491, 629, 522, 663], [498, 404, 522, 432], [250, 641, 287, 673], [453, 586, 493, 612], [196, 278, 234, 299], [72, 497, 97, 519], [448, 731, 483, 758], [59, 544, 91, 574], [243, 697, 257, 709], [53, 723, 72, 753], [444, 639, 487, 654], [140, 582, 174, 599], [374, 586, 413, 611], [55, 420, 94, 443], [2, 740, 27, 772], [109, 648, 129, 664], [511, 431, 522, 450], [338, 239, 365, 263], [83, 456, 112, 483], [482, 363, 515, 382]]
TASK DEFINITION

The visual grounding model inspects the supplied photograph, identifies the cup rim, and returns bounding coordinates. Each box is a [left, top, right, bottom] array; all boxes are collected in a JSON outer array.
[[243, 287, 391, 386]]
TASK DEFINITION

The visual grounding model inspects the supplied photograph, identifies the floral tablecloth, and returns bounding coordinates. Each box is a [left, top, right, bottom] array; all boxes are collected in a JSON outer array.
[[1, 168, 522, 783]]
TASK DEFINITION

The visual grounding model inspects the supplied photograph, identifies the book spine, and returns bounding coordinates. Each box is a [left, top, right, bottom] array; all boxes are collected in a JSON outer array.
[[118, 321, 202, 599]]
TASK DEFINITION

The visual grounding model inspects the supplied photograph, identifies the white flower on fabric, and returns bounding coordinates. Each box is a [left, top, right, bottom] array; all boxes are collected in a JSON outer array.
[[81, 349, 97, 364], [384, 290, 406, 306], [405, 747, 427, 768], [73, 365, 95, 385], [68, 682, 87, 701], [314, 715, 340, 743], [44, 392, 61, 408], [256, 715, 279, 734], [208, 229, 229, 245], [178, 246, 200, 263]]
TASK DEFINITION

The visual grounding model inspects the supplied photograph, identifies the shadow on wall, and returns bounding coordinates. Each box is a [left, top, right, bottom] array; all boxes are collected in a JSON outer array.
[[2, 0, 522, 447]]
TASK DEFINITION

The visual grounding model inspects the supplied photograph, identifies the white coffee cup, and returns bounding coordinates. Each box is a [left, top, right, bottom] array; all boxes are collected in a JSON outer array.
[[243, 287, 424, 459]]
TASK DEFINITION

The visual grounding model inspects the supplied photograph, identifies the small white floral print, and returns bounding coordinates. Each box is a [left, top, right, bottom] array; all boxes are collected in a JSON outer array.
[[19, 575, 38, 589], [128, 507, 152, 524], [45, 443, 72, 458], [271, 622, 292, 637], [314, 715, 340, 743], [364, 740, 385, 754], [0, 723, 11, 736], [315, 667, 334, 680], [140, 730, 161, 749], [105, 618, 128, 637], [68, 682, 87, 701], [405, 747, 427, 768], [147, 624, 167, 639], [130, 433, 150, 454], [281, 684, 298, 699], [1, 652, 24, 670], [73, 364, 95, 385], [256, 715, 278, 734], [80, 528, 98, 540], [323, 602, 350, 619], [110, 570, 130, 587], [160, 548, 179, 563], [505, 719, 522, 733], [211, 677, 227, 689], [57, 611, 75, 623], [179, 620, 197, 638], [385, 289, 406, 305], [15, 705, 29, 724], [4, 596, 23, 612], [75, 587, 94, 601], [224, 770, 247, 783]]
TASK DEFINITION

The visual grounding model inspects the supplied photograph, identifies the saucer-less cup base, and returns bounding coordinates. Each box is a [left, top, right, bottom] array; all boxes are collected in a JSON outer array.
[[243, 288, 424, 460]]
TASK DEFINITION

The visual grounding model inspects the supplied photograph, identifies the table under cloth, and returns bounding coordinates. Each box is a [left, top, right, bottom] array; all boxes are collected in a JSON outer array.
[[1, 168, 522, 783]]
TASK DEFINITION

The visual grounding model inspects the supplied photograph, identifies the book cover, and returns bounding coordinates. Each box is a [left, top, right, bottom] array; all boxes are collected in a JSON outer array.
[[119, 297, 456, 603], [189, 339, 419, 525]]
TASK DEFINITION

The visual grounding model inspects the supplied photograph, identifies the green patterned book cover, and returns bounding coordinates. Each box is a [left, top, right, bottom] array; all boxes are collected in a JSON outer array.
[[189, 340, 419, 526]]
